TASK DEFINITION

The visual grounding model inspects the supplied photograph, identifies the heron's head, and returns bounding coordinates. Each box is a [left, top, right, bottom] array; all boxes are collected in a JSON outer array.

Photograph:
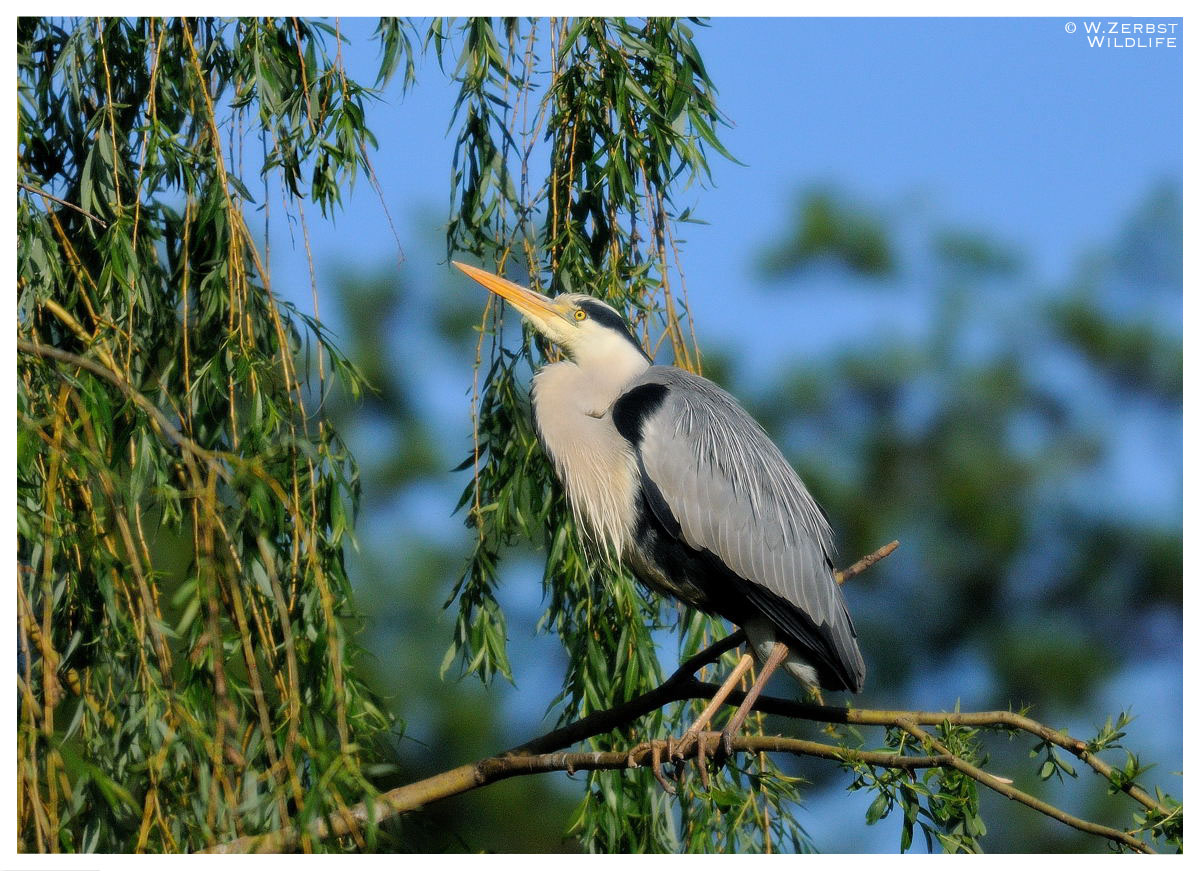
[[453, 261, 651, 369]]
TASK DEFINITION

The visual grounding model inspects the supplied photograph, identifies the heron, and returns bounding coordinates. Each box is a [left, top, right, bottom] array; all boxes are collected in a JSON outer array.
[[454, 261, 865, 763]]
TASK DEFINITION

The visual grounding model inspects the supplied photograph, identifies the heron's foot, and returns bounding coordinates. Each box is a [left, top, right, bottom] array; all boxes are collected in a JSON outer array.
[[807, 685, 826, 706], [660, 730, 726, 791], [626, 739, 675, 794]]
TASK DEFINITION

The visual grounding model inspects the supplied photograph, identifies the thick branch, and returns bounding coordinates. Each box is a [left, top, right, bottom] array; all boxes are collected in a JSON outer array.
[[204, 700, 1157, 855], [203, 734, 953, 853], [506, 629, 745, 758]]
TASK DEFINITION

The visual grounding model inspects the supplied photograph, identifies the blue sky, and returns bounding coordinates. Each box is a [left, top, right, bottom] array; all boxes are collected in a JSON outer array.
[[689, 17, 1181, 281]]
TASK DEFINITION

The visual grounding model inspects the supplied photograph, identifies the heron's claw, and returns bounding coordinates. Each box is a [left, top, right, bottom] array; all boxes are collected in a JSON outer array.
[[625, 740, 648, 768], [627, 740, 676, 794], [667, 730, 729, 791], [695, 731, 726, 789], [634, 729, 738, 795], [649, 741, 675, 794]]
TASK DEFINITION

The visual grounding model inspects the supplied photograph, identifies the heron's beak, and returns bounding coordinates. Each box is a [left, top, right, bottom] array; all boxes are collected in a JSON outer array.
[[452, 261, 564, 327]]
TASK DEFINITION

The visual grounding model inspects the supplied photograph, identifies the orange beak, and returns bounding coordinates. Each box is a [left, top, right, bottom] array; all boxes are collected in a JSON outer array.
[[452, 261, 564, 326]]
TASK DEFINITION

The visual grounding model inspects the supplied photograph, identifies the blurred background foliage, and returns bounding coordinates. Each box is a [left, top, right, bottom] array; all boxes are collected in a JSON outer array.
[[16, 15, 1180, 854]]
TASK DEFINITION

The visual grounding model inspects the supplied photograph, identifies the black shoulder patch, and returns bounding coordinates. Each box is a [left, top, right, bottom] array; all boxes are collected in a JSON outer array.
[[578, 299, 652, 362], [612, 382, 669, 445]]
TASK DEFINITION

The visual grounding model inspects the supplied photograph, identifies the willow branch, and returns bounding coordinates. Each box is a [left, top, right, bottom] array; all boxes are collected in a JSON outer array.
[[18, 181, 109, 227], [18, 338, 215, 476], [702, 690, 1169, 818], [202, 733, 953, 854], [201, 540, 1162, 854], [897, 719, 1154, 854]]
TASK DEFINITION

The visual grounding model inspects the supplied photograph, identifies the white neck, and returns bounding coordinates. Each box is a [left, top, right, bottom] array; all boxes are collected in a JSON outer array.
[[530, 341, 649, 557], [564, 329, 651, 414]]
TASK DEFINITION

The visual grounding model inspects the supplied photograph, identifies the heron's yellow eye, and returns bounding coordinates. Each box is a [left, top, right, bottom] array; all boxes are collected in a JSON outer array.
[[573, 309, 587, 321]]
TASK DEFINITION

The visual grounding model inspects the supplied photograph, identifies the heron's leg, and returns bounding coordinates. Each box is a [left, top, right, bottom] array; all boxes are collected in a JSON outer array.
[[671, 652, 755, 761], [719, 641, 790, 757]]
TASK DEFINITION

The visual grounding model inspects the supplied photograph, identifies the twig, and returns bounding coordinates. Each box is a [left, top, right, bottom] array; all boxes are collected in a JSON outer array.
[[18, 181, 109, 228], [698, 692, 1170, 818], [835, 539, 899, 584]]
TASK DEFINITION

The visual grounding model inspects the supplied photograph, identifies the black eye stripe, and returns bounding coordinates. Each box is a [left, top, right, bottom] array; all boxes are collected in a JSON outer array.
[[578, 299, 627, 331], [577, 299, 652, 363]]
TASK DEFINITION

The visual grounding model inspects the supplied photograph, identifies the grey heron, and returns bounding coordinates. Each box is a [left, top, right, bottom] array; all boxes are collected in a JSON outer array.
[[454, 261, 865, 759]]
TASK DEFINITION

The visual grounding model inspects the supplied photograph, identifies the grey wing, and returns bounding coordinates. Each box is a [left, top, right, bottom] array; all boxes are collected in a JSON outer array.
[[629, 367, 865, 692]]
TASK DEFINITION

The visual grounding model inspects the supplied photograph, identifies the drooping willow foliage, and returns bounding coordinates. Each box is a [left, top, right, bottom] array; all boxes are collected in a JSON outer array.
[[16, 17, 414, 852], [437, 18, 813, 852]]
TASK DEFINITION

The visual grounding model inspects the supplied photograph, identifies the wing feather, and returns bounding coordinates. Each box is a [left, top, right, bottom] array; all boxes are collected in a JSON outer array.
[[623, 366, 865, 691]]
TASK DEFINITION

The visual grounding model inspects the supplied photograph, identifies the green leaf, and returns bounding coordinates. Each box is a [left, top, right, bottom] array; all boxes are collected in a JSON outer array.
[[866, 791, 890, 825]]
